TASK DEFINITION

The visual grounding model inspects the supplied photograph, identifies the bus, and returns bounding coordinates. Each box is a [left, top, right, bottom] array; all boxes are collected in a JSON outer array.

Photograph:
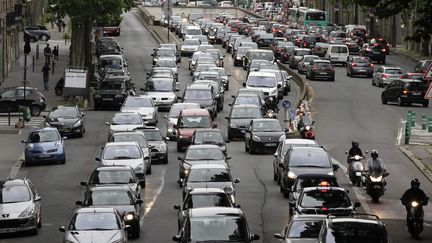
[[287, 7, 327, 30]]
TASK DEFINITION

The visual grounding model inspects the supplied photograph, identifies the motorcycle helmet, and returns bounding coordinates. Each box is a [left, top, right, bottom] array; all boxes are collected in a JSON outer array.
[[411, 178, 420, 188], [371, 149, 379, 159], [352, 140, 359, 148]]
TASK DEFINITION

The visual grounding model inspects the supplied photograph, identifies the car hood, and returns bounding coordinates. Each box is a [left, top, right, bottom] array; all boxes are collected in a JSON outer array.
[[290, 167, 334, 177], [286, 239, 320, 243], [120, 107, 155, 115], [253, 131, 284, 140], [109, 124, 141, 132], [101, 158, 143, 168], [28, 141, 61, 152], [46, 117, 79, 126], [231, 118, 254, 126], [96, 89, 122, 95], [86, 205, 136, 216], [66, 230, 122, 243], [183, 159, 226, 169], [0, 201, 33, 217], [182, 45, 199, 49], [145, 91, 175, 98], [186, 182, 233, 190]]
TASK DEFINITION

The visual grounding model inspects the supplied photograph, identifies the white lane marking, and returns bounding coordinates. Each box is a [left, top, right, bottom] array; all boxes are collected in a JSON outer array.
[[424, 222, 432, 227], [7, 153, 24, 180], [396, 119, 405, 146], [141, 166, 166, 224]]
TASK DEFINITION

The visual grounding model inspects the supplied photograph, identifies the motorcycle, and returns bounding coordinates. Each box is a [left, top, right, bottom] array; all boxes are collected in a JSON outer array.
[[406, 199, 429, 239], [362, 169, 389, 203], [55, 78, 64, 96], [264, 109, 277, 119], [265, 96, 279, 113], [345, 153, 365, 187], [299, 119, 315, 140]]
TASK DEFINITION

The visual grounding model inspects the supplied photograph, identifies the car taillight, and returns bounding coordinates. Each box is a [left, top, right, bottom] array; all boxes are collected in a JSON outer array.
[[276, 48, 282, 52], [373, 43, 379, 46], [366, 48, 371, 51], [382, 74, 389, 78], [312, 66, 318, 71], [370, 63, 374, 67], [381, 48, 386, 52], [303, 43, 307, 47], [352, 63, 357, 67], [402, 90, 409, 95]]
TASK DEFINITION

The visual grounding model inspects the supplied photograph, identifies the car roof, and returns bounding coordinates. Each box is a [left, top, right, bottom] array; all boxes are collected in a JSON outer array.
[[113, 112, 141, 116], [382, 66, 402, 69], [291, 146, 326, 152], [188, 144, 221, 149], [282, 138, 319, 145], [190, 163, 228, 169], [95, 165, 133, 171], [232, 104, 261, 109], [189, 188, 227, 194], [105, 141, 140, 147], [194, 128, 222, 133], [189, 207, 242, 218], [30, 127, 58, 132], [0, 178, 27, 187], [179, 108, 210, 116], [89, 185, 131, 191], [75, 207, 117, 214]]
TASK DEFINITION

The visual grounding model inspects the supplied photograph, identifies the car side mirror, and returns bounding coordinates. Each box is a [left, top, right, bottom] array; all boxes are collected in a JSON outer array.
[[383, 172, 390, 177], [277, 84, 281, 88], [59, 226, 65, 232], [226, 156, 231, 160], [140, 88, 145, 91], [177, 178, 184, 186], [212, 124, 217, 128], [144, 156, 149, 160], [75, 200, 83, 206], [173, 204, 181, 210], [273, 153, 278, 157], [95, 157, 101, 162], [354, 202, 361, 208], [163, 115, 168, 119], [80, 181, 88, 186], [136, 199, 143, 204], [234, 178, 240, 184], [173, 124, 178, 129], [43, 115, 46, 118], [278, 163, 285, 168], [21, 140, 27, 144], [274, 233, 284, 239], [250, 234, 260, 241], [105, 121, 110, 126], [242, 82, 246, 87], [225, 140, 230, 143], [81, 112, 85, 117], [178, 156, 183, 161], [34, 196, 42, 202], [172, 235, 181, 242], [289, 201, 296, 207], [332, 164, 339, 171]]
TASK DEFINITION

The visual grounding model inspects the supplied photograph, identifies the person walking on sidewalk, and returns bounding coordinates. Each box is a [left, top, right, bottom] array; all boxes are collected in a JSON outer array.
[[42, 63, 51, 91], [53, 46, 59, 61], [44, 44, 52, 64]]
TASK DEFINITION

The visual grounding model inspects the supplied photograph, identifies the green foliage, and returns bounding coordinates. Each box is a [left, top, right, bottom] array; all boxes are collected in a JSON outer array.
[[405, 0, 432, 43], [351, 0, 411, 18]]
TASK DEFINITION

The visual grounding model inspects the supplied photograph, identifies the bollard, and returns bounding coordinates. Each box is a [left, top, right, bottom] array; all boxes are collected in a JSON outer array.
[[422, 114, 427, 130], [405, 124, 411, 144], [429, 116, 432, 132], [36, 44, 39, 60], [411, 112, 416, 127], [32, 55, 35, 72]]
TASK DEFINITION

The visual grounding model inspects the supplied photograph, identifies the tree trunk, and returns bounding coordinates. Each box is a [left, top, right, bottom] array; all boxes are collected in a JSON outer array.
[[70, 18, 85, 67], [370, 16, 376, 38], [422, 35, 430, 57]]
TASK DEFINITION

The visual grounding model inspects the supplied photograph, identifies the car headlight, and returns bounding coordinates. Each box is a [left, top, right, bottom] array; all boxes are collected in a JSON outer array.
[[252, 135, 261, 142], [236, 56, 242, 60], [26, 144, 34, 150], [123, 213, 134, 221], [181, 47, 185, 51], [94, 94, 101, 98], [168, 128, 173, 133], [287, 171, 297, 179], [159, 143, 167, 151], [134, 164, 144, 173], [411, 201, 419, 207], [224, 185, 234, 194], [115, 94, 124, 98], [229, 124, 237, 128], [44, 122, 51, 127], [19, 206, 35, 217], [73, 120, 82, 128]]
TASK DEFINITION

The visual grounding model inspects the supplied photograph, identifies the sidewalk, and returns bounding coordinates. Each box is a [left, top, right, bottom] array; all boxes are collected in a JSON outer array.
[[0, 21, 71, 130], [392, 44, 430, 62]]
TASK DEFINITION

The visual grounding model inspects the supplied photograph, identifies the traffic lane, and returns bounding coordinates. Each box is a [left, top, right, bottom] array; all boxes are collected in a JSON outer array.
[[384, 219, 432, 242], [387, 51, 418, 72]]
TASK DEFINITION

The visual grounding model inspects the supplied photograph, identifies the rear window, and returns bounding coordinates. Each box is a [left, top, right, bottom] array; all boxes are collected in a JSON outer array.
[[288, 220, 323, 238], [353, 58, 370, 63], [327, 222, 389, 243], [405, 82, 426, 91], [317, 62, 333, 68], [330, 46, 348, 53], [296, 50, 312, 56], [385, 69, 403, 74]]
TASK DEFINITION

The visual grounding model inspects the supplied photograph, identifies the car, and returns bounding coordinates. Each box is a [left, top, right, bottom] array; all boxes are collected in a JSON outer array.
[[180, 84, 218, 119], [120, 95, 158, 125], [279, 147, 339, 197], [151, 48, 177, 65], [372, 66, 404, 87], [273, 138, 319, 184], [236, 88, 266, 106], [0, 178, 42, 235], [43, 105, 85, 137], [136, 126, 168, 164], [154, 58, 179, 80], [110, 131, 152, 174], [280, 45, 297, 64], [288, 48, 312, 69], [193, 79, 224, 112], [159, 43, 181, 63], [226, 104, 263, 141], [244, 119, 285, 154], [0, 86, 46, 116], [328, 31, 347, 44], [172, 207, 260, 243], [270, 41, 294, 59], [311, 42, 330, 57], [243, 49, 275, 70], [183, 25, 203, 40], [413, 60, 432, 73], [232, 93, 264, 113], [80, 165, 143, 194], [399, 72, 425, 81], [306, 59, 335, 81], [381, 79, 429, 107], [174, 188, 236, 229], [59, 207, 129, 243], [298, 35, 318, 48], [192, 63, 217, 79], [234, 46, 253, 66], [105, 112, 144, 140], [178, 144, 229, 179], [370, 38, 390, 54], [345, 36, 362, 54], [206, 48, 225, 67], [208, 67, 231, 90], [75, 185, 143, 238], [274, 215, 326, 242], [191, 129, 229, 155], [24, 29, 39, 43], [144, 77, 178, 110], [198, 44, 216, 53], [22, 127, 66, 166], [257, 67, 291, 97], [243, 71, 279, 99], [325, 44, 349, 66], [297, 55, 320, 74], [164, 103, 201, 140], [147, 67, 177, 82], [24, 25, 50, 41], [190, 34, 209, 45], [93, 77, 135, 110], [346, 56, 374, 78], [97, 142, 147, 185], [246, 60, 273, 75], [359, 43, 387, 64], [99, 55, 128, 74]]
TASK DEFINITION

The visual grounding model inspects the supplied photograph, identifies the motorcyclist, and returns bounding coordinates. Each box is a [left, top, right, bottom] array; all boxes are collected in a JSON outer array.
[[365, 149, 385, 174], [400, 178, 429, 235], [348, 141, 363, 157]]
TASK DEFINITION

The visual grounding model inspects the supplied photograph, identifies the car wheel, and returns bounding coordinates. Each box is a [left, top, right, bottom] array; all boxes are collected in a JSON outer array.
[[249, 142, 255, 154], [30, 226, 38, 235], [225, 83, 229, 91], [37, 212, 42, 228], [41, 35, 48, 41], [55, 88, 63, 96], [381, 96, 388, 104], [177, 143, 182, 152], [244, 141, 249, 152], [140, 179, 146, 188], [132, 226, 140, 239], [146, 165, 152, 175], [30, 105, 42, 116], [273, 170, 278, 181], [310, 74, 315, 81], [382, 59, 386, 65], [347, 71, 350, 77], [306, 72, 309, 79], [397, 96, 405, 106], [378, 81, 384, 88], [329, 76, 335, 81], [423, 101, 429, 107], [78, 128, 84, 138]]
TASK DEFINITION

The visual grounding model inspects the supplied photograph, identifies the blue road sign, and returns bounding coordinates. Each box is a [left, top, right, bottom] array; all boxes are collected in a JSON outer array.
[[282, 99, 291, 109], [288, 109, 296, 119]]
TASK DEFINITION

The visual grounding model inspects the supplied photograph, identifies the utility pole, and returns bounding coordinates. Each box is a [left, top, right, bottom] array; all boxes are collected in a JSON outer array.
[[354, 3, 358, 24], [23, 39, 31, 126], [167, 0, 171, 42]]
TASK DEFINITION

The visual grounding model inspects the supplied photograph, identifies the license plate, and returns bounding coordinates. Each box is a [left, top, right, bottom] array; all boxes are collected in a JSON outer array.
[[39, 154, 51, 158], [373, 52, 379, 54], [265, 143, 277, 147], [319, 72, 327, 75], [357, 69, 366, 72], [241, 130, 245, 133], [355, 172, 362, 176], [411, 92, 421, 95], [102, 98, 113, 101], [0, 228, 16, 233]]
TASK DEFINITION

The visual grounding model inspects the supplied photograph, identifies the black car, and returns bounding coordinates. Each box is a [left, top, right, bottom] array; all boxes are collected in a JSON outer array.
[[180, 83, 218, 119], [279, 147, 339, 197], [75, 186, 142, 239], [226, 104, 263, 141], [24, 25, 50, 41], [289, 174, 339, 207], [93, 77, 135, 110], [191, 129, 229, 155], [381, 79, 429, 107], [24, 30, 38, 43], [360, 43, 386, 64], [136, 126, 168, 164], [173, 207, 260, 243], [256, 34, 275, 48], [274, 215, 326, 242], [44, 105, 85, 137], [0, 86, 46, 116], [244, 119, 285, 154]]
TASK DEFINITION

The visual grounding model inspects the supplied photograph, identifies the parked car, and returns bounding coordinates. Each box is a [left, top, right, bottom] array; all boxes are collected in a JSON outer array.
[[22, 127, 66, 166], [381, 79, 429, 107], [0, 86, 46, 116], [93, 77, 135, 110], [24, 25, 50, 41]]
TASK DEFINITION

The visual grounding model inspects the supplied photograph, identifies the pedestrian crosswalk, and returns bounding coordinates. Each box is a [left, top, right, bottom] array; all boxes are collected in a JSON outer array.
[[0, 112, 46, 128]]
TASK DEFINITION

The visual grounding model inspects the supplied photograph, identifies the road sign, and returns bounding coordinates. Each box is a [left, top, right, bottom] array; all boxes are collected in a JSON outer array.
[[288, 109, 296, 119], [423, 64, 432, 80], [425, 84, 432, 99], [282, 99, 291, 109]]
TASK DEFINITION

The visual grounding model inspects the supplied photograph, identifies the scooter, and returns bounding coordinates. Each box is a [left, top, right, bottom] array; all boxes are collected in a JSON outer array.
[[299, 121, 316, 140], [362, 170, 389, 203], [264, 109, 277, 119], [55, 78, 64, 96], [406, 198, 429, 240], [346, 153, 365, 187]]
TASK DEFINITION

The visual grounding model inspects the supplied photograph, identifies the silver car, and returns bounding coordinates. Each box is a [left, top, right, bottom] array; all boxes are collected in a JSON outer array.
[[144, 77, 178, 110], [0, 178, 42, 235], [181, 38, 200, 56], [120, 96, 158, 125], [164, 103, 200, 139], [297, 55, 320, 74], [105, 112, 145, 140], [154, 58, 178, 81], [59, 207, 128, 243], [372, 66, 404, 87]]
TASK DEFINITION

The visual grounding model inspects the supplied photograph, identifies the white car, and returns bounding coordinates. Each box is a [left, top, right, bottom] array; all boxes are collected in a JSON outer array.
[[120, 95, 158, 125], [98, 142, 147, 184], [144, 77, 178, 110], [105, 112, 144, 140], [244, 71, 279, 99], [154, 57, 179, 81]]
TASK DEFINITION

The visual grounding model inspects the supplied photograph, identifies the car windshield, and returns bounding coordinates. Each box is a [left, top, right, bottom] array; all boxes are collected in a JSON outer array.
[[385, 69, 403, 74], [238, 48, 251, 54], [103, 145, 142, 160], [187, 168, 231, 182], [112, 134, 148, 148], [330, 46, 348, 53], [231, 108, 262, 119], [48, 107, 78, 118], [250, 61, 271, 70], [294, 177, 338, 192], [184, 39, 200, 45], [100, 81, 124, 90], [123, 97, 152, 107], [190, 216, 247, 241], [148, 80, 173, 92], [326, 222, 388, 243], [90, 170, 136, 184], [247, 76, 276, 87], [28, 130, 60, 143], [289, 150, 331, 167], [0, 185, 31, 203], [301, 190, 351, 208], [111, 115, 142, 125], [187, 29, 201, 35], [85, 190, 133, 205], [184, 193, 230, 209], [156, 49, 175, 56], [249, 52, 274, 61], [235, 96, 260, 106], [353, 58, 370, 63], [101, 58, 122, 67], [296, 50, 312, 56], [156, 59, 176, 68], [69, 212, 119, 230], [253, 121, 282, 132], [184, 89, 212, 100], [317, 62, 333, 68], [186, 148, 224, 160], [304, 56, 319, 62], [194, 132, 224, 145], [288, 220, 323, 238], [179, 116, 211, 128]]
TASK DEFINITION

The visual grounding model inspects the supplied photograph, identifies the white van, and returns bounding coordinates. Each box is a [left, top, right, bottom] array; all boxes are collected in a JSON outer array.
[[244, 71, 279, 99], [325, 44, 349, 66], [183, 26, 202, 40]]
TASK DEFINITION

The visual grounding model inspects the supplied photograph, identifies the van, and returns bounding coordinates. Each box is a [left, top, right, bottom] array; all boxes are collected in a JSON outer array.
[[183, 26, 202, 41], [325, 44, 349, 66]]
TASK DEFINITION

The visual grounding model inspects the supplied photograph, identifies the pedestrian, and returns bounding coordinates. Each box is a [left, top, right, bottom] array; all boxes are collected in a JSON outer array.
[[57, 20, 62, 32], [52, 46, 59, 61], [42, 63, 51, 91], [61, 20, 66, 32], [44, 44, 52, 64]]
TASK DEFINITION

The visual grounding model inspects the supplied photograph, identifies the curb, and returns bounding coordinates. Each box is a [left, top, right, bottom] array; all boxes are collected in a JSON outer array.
[[399, 146, 432, 183], [391, 49, 422, 62], [133, 9, 163, 45]]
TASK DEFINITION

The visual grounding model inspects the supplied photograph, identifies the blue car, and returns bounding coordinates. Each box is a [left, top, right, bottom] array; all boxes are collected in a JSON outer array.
[[22, 128, 66, 166]]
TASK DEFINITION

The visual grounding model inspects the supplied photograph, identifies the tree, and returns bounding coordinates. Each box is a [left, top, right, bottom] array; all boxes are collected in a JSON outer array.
[[405, 0, 432, 56]]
